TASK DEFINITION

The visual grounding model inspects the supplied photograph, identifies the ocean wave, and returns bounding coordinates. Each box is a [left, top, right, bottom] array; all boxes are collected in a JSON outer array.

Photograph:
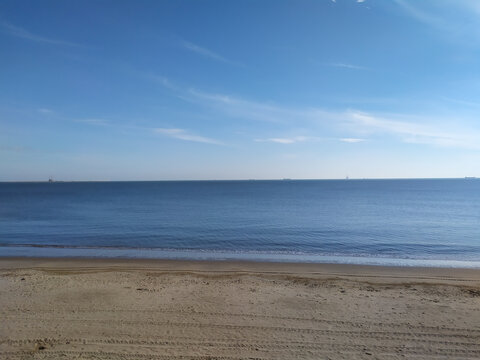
[[2, 244, 480, 268]]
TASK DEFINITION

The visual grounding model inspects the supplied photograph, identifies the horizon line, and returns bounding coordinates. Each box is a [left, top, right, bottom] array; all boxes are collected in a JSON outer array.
[[0, 176, 477, 183]]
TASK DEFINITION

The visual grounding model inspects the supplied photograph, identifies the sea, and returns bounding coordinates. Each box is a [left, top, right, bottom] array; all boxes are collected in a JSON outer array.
[[1, 179, 479, 268]]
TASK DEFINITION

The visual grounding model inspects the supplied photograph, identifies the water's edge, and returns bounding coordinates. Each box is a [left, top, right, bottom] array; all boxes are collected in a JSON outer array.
[[1, 246, 480, 268]]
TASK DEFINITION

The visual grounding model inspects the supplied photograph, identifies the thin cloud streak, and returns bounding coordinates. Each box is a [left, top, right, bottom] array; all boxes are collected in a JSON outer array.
[[0, 145, 30, 153], [393, 0, 480, 43], [152, 76, 480, 151], [187, 88, 339, 124], [441, 97, 480, 108], [329, 62, 368, 70], [348, 111, 480, 150], [340, 138, 366, 143], [37, 108, 54, 114], [393, 0, 443, 27], [194, 90, 480, 150], [152, 76, 333, 124], [1, 22, 81, 47], [257, 136, 367, 145], [182, 40, 241, 66], [74, 118, 111, 126], [191, 88, 480, 150], [154, 128, 223, 145], [255, 136, 309, 144]]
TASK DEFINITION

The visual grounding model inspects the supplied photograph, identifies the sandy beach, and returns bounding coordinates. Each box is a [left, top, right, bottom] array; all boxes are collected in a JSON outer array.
[[1, 258, 479, 359]]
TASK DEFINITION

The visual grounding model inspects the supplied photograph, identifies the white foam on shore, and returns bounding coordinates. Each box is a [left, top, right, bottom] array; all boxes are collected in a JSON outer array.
[[1, 246, 480, 268]]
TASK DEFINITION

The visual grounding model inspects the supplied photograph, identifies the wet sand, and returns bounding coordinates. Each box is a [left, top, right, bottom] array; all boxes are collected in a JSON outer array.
[[1, 257, 480, 359]]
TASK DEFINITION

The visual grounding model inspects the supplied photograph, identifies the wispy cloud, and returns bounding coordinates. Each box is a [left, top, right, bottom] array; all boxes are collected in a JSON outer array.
[[1, 21, 81, 47], [186, 89, 339, 124], [0, 145, 31, 153], [35, 108, 111, 126], [145, 74, 178, 90], [393, 0, 480, 43], [255, 136, 309, 144], [348, 111, 480, 149], [182, 40, 241, 66], [393, 0, 443, 27], [329, 62, 368, 70], [340, 138, 365, 143], [37, 108, 54, 114], [154, 128, 223, 145], [74, 118, 111, 126], [150, 76, 326, 124], [191, 90, 480, 150], [442, 97, 480, 108], [151, 76, 480, 151], [257, 136, 367, 144]]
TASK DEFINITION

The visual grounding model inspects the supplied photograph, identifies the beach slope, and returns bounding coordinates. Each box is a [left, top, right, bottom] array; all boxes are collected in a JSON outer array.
[[1, 258, 480, 359]]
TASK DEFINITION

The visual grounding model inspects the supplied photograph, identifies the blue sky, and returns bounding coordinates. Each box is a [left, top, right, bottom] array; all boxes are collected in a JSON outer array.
[[1, 0, 480, 180]]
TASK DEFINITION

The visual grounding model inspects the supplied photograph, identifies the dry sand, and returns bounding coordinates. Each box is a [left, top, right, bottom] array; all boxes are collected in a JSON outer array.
[[0, 258, 479, 359]]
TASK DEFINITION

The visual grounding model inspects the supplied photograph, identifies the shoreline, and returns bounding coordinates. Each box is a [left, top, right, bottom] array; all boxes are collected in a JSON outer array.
[[3, 246, 480, 269], [2, 256, 480, 285]]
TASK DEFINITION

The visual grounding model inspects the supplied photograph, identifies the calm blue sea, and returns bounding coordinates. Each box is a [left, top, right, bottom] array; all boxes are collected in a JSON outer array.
[[1, 179, 479, 267]]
